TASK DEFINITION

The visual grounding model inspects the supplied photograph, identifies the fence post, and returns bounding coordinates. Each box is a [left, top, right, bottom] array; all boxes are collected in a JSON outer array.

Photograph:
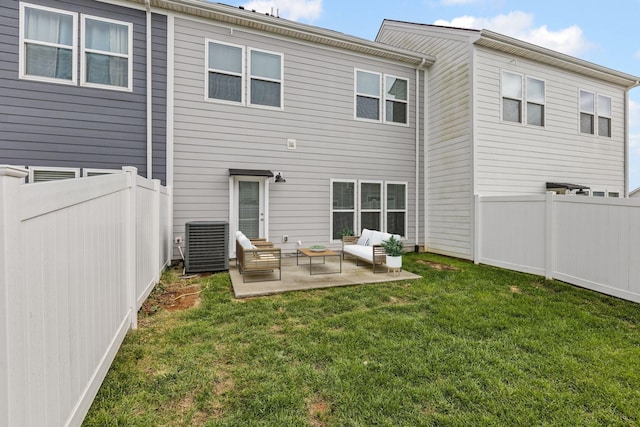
[[166, 185, 173, 267], [152, 179, 161, 280], [545, 191, 555, 280], [0, 166, 28, 426], [474, 194, 481, 264], [123, 167, 138, 330]]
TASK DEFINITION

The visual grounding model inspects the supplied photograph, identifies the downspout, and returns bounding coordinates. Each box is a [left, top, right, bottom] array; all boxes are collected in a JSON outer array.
[[415, 58, 425, 252], [624, 80, 640, 197], [145, 0, 153, 179]]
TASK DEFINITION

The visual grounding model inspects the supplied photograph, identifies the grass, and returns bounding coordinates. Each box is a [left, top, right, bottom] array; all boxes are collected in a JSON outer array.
[[83, 253, 640, 426]]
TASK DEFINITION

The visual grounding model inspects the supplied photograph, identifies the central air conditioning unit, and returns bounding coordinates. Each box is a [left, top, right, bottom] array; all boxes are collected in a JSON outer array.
[[185, 221, 229, 274]]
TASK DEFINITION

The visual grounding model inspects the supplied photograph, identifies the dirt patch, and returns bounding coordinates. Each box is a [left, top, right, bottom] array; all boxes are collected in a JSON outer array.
[[416, 260, 460, 271], [141, 271, 208, 317], [510, 286, 522, 294], [308, 395, 330, 427]]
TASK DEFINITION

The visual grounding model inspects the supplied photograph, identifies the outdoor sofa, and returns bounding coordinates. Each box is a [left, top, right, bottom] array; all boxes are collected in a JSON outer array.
[[342, 228, 400, 273]]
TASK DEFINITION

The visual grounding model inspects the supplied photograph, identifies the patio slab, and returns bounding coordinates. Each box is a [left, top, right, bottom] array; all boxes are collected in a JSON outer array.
[[230, 253, 422, 298]]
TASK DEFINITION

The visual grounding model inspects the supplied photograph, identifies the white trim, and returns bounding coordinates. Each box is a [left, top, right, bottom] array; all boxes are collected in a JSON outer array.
[[204, 39, 245, 105], [166, 13, 175, 188], [19, 2, 78, 86], [579, 89, 596, 135], [383, 74, 409, 126], [80, 14, 133, 92], [330, 178, 357, 242], [146, 3, 153, 179], [28, 166, 80, 183], [385, 181, 408, 238], [354, 68, 382, 122], [248, 47, 284, 110], [82, 168, 119, 177], [500, 70, 523, 124], [359, 180, 384, 232]]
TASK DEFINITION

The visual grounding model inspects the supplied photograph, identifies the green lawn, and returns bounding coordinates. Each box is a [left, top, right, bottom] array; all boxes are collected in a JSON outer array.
[[84, 253, 640, 426]]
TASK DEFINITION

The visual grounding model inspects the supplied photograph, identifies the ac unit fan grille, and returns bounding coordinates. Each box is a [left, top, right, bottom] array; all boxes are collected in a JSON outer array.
[[185, 221, 229, 273]]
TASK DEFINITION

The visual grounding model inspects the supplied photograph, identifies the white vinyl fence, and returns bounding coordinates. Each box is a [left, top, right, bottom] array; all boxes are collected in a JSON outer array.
[[0, 165, 172, 426], [475, 193, 640, 303]]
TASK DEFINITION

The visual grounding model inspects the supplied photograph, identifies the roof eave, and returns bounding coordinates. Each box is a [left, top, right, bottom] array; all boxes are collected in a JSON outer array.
[[132, 0, 434, 67], [475, 30, 640, 88]]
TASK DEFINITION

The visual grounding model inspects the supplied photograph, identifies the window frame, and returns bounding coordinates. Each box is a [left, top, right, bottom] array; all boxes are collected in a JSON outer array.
[[205, 39, 245, 105], [597, 94, 612, 138], [525, 76, 546, 127], [80, 14, 133, 92], [28, 166, 80, 183], [383, 74, 409, 126], [579, 89, 596, 135], [354, 69, 382, 122], [501, 70, 523, 124], [359, 180, 383, 232], [248, 47, 284, 110], [385, 181, 408, 238], [330, 179, 357, 242], [19, 2, 78, 85]]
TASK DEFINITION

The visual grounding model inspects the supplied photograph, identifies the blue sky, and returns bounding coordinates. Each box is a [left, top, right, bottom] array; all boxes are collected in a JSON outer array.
[[228, 0, 640, 192]]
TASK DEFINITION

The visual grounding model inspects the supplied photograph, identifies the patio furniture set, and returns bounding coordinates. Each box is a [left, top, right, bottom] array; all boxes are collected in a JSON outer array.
[[235, 229, 402, 283]]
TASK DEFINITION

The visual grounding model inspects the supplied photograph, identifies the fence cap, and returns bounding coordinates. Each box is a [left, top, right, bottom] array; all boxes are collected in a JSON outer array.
[[0, 165, 28, 178]]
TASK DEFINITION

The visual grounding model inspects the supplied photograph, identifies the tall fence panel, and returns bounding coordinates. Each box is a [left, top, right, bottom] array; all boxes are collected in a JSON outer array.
[[0, 166, 171, 427], [476, 193, 640, 303]]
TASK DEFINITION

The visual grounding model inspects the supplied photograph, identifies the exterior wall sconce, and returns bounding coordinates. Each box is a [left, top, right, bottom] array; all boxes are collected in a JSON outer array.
[[275, 172, 286, 183]]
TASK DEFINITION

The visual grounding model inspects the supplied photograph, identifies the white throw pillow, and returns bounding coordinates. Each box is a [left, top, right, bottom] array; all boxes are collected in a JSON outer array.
[[359, 229, 373, 245]]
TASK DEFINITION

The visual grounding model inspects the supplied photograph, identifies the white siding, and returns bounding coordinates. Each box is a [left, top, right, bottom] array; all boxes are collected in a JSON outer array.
[[378, 23, 474, 259], [474, 46, 626, 196], [172, 16, 420, 253]]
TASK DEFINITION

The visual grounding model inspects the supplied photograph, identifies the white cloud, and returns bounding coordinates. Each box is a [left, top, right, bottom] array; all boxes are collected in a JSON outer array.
[[241, 0, 322, 22], [433, 11, 592, 56]]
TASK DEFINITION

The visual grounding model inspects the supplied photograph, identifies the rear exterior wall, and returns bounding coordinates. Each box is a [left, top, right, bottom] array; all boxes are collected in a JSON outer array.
[[171, 14, 421, 255]]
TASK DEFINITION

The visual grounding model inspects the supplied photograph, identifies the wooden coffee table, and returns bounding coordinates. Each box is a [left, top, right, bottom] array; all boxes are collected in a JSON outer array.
[[296, 247, 342, 275]]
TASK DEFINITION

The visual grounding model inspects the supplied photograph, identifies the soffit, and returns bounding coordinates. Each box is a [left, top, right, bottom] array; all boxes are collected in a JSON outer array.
[[128, 0, 434, 67]]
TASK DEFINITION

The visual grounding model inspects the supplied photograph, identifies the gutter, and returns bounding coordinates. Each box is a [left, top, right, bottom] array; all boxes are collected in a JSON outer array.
[[145, 0, 153, 179]]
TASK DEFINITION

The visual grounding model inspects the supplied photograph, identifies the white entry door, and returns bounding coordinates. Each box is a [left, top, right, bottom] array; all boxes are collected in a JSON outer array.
[[235, 178, 266, 239]]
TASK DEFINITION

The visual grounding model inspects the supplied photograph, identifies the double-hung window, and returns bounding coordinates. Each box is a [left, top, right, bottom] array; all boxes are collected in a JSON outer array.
[[81, 16, 132, 90], [385, 75, 408, 124], [355, 70, 381, 121], [580, 90, 595, 134], [386, 182, 407, 236], [207, 41, 244, 103], [331, 180, 356, 240], [501, 71, 523, 123], [360, 181, 383, 231], [249, 49, 282, 108], [20, 3, 77, 84], [526, 77, 545, 126], [597, 95, 612, 137]]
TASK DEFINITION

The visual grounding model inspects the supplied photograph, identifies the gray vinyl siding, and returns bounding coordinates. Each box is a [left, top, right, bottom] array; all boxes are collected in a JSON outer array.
[[378, 23, 474, 259], [474, 46, 626, 196], [172, 16, 420, 253], [0, 0, 167, 184]]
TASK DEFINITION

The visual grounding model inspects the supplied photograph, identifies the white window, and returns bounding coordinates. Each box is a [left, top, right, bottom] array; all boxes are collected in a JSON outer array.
[[597, 95, 612, 138], [592, 191, 605, 197], [360, 181, 383, 232], [28, 166, 80, 183], [385, 182, 407, 237], [355, 70, 381, 121], [249, 49, 283, 108], [502, 71, 522, 123], [607, 191, 619, 198], [83, 168, 119, 177], [526, 77, 545, 126], [331, 180, 356, 240], [206, 40, 244, 104], [385, 75, 408, 124], [81, 15, 132, 90], [580, 90, 595, 134], [19, 3, 77, 84]]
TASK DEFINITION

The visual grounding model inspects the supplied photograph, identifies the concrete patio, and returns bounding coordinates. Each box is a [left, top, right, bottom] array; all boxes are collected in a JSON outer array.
[[230, 253, 422, 298]]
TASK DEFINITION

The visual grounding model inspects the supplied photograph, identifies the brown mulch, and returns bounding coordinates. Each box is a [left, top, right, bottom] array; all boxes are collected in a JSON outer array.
[[141, 271, 209, 316]]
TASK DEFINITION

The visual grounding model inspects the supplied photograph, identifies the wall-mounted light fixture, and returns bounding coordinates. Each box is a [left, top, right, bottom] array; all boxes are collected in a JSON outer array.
[[275, 172, 286, 183]]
